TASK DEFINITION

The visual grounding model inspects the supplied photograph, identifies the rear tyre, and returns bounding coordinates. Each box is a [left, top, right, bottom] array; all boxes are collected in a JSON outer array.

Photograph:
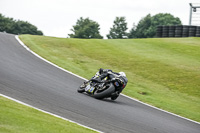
[[93, 83, 115, 99]]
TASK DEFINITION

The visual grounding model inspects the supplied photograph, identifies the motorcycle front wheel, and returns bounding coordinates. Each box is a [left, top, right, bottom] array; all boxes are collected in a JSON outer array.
[[77, 83, 86, 93]]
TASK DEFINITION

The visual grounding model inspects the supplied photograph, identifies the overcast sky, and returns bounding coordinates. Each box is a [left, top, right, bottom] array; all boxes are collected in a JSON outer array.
[[0, 0, 199, 38]]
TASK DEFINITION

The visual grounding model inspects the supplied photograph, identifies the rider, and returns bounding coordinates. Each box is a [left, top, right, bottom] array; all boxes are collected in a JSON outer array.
[[91, 68, 128, 100]]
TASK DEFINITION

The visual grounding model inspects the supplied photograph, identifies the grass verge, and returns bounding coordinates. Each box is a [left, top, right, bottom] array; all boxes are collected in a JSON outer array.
[[0, 96, 97, 133], [19, 35, 200, 122]]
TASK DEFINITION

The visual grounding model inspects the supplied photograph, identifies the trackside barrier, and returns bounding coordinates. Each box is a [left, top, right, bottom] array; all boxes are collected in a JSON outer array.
[[156, 25, 200, 37]]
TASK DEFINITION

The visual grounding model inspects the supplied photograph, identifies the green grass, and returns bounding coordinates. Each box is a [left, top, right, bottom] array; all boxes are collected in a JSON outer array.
[[18, 35, 200, 123], [0, 96, 97, 133]]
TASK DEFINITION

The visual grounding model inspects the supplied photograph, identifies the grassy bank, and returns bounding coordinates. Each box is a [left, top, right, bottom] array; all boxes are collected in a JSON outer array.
[[0, 96, 97, 133], [19, 35, 200, 122]]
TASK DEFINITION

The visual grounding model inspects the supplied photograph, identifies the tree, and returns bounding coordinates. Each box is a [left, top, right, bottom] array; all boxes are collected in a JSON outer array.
[[13, 21, 43, 35], [135, 14, 152, 38], [149, 13, 182, 37], [68, 17, 103, 39], [129, 13, 182, 38], [0, 13, 14, 33], [128, 23, 136, 38], [107, 17, 128, 39], [0, 13, 43, 35]]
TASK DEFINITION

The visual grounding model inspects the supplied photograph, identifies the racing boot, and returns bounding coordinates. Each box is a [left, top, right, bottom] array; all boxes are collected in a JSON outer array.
[[111, 91, 120, 100]]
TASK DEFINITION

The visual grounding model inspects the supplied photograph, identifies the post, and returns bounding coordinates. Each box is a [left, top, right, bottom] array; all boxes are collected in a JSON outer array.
[[189, 3, 192, 25]]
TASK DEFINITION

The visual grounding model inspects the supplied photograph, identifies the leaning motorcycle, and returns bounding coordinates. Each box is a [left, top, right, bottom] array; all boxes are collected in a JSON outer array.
[[77, 75, 120, 100]]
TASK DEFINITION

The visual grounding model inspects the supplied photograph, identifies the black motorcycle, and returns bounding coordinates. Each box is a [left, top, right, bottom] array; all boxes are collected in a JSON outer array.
[[77, 77, 121, 100]]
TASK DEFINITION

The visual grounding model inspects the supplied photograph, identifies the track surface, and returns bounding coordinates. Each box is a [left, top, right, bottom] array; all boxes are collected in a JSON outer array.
[[0, 32, 199, 133]]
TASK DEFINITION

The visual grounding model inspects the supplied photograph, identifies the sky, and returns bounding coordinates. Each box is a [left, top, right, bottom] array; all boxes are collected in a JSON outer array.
[[0, 0, 199, 38]]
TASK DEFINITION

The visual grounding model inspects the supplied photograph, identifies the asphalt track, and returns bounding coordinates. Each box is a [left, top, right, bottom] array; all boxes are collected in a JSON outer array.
[[0, 32, 200, 133]]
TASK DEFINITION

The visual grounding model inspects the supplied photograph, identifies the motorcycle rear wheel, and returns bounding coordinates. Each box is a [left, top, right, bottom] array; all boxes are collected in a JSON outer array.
[[93, 83, 115, 99]]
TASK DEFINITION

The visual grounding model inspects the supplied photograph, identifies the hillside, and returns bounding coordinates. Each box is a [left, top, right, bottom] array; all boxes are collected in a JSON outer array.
[[20, 35, 200, 122]]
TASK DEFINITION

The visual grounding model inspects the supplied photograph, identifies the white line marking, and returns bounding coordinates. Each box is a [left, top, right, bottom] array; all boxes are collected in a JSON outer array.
[[0, 94, 102, 133], [15, 35, 200, 126], [15, 36, 87, 81], [121, 94, 200, 125]]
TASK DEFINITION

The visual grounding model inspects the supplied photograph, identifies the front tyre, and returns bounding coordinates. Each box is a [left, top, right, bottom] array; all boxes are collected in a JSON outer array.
[[77, 83, 86, 93]]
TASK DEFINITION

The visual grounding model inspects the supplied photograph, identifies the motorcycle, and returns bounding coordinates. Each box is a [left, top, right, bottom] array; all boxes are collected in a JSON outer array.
[[77, 74, 120, 100]]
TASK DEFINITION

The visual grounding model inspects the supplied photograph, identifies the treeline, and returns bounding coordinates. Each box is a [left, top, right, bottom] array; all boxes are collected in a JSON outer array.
[[0, 13, 43, 35], [0, 13, 182, 39], [69, 13, 182, 39]]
